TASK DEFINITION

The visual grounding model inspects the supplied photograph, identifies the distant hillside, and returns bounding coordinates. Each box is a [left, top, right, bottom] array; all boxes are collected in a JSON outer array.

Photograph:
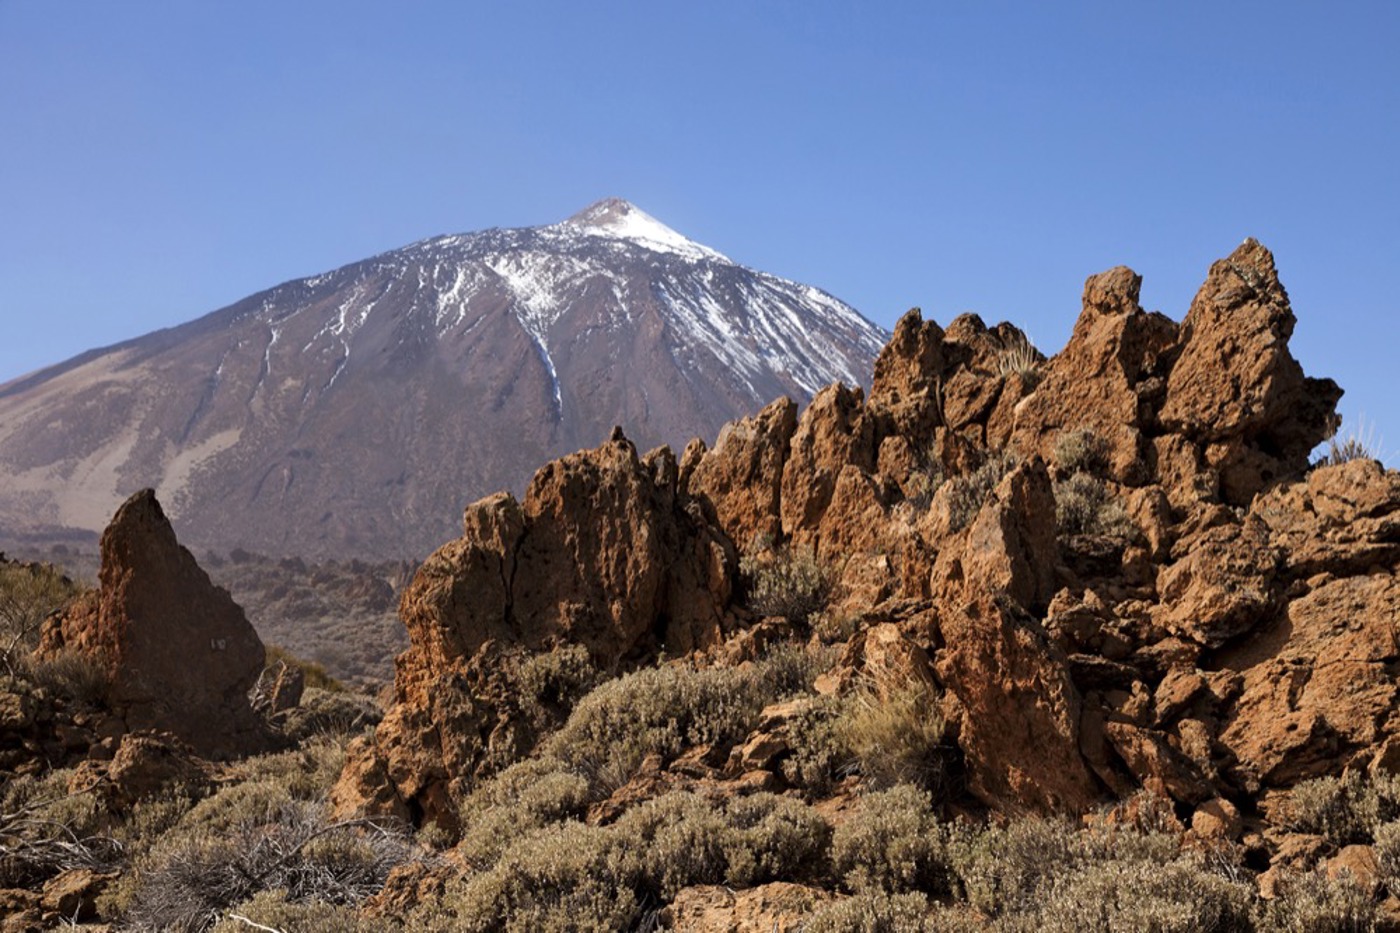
[[0, 199, 886, 559]]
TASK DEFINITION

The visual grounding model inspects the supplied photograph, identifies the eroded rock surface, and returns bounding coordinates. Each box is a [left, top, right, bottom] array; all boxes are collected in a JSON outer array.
[[337, 239, 1394, 834], [36, 489, 266, 758]]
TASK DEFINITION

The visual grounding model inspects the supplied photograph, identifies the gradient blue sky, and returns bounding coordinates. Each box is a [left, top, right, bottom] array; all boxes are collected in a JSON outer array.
[[2, 2, 1396, 459]]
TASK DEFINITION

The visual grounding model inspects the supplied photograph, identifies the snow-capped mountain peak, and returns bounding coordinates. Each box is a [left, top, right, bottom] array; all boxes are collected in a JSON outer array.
[[559, 197, 728, 262]]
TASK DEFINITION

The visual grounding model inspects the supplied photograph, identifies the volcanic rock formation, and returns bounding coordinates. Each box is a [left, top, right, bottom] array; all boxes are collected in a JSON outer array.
[[37, 489, 266, 757], [333, 239, 1400, 835]]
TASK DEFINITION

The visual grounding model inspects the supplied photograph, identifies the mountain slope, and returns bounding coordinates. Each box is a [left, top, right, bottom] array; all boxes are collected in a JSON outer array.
[[0, 199, 886, 559]]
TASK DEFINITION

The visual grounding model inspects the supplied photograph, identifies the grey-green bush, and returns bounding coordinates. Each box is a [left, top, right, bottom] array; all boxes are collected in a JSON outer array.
[[832, 785, 947, 895]]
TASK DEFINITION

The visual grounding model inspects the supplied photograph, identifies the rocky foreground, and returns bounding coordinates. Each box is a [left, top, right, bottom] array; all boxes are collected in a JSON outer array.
[[3, 239, 1399, 930]]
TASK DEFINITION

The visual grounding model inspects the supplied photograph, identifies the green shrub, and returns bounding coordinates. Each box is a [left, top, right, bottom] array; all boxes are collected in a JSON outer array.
[[1052, 428, 1111, 477], [232, 733, 353, 800], [832, 785, 947, 895], [753, 638, 837, 699], [612, 791, 830, 897], [0, 560, 82, 673], [782, 694, 853, 797], [413, 821, 640, 933], [802, 891, 932, 933], [1253, 870, 1381, 932], [943, 452, 1018, 532], [455, 757, 591, 870], [720, 791, 831, 887], [1054, 472, 1136, 538], [512, 643, 603, 726], [278, 687, 382, 742], [544, 662, 771, 795], [208, 889, 387, 932], [1375, 819, 1400, 891], [174, 780, 295, 837], [740, 543, 834, 626], [1028, 855, 1253, 932], [946, 818, 1083, 916], [1284, 771, 1400, 846]]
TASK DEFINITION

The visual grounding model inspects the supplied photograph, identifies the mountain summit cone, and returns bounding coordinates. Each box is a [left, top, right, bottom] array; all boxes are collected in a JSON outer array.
[[0, 201, 886, 560]]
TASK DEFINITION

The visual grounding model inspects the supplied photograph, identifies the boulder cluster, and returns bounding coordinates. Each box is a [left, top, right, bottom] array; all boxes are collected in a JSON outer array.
[[332, 238, 1397, 846]]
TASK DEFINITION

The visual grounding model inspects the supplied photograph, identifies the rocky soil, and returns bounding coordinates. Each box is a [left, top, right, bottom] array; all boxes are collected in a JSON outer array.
[[4, 239, 1398, 931]]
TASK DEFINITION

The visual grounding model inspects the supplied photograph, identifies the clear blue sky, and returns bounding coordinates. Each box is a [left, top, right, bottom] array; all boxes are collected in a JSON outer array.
[[2, 2, 1396, 460]]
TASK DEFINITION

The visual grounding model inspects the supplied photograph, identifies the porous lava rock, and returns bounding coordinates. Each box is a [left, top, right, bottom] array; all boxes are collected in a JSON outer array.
[[332, 431, 736, 829], [1159, 238, 1342, 505], [36, 489, 266, 758], [338, 240, 1393, 835]]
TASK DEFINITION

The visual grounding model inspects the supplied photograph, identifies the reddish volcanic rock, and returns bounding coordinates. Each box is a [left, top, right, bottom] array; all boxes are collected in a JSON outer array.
[[684, 396, 798, 552], [333, 431, 737, 828], [1159, 238, 1341, 505], [37, 489, 266, 758], [337, 239, 1387, 833]]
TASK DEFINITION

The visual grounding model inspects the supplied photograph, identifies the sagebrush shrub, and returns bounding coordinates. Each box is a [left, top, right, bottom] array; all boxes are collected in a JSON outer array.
[[1252, 870, 1381, 932], [455, 757, 590, 870], [832, 785, 947, 895], [943, 452, 1018, 532], [740, 543, 834, 626], [801, 891, 932, 933], [1028, 855, 1253, 932], [208, 889, 383, 932], [1052, 428, 1111, 477], [1284, 771, 1400, 845], [1054, 471, 1136, 538], [543, 662, 771, 795], [782, 694, 852, 797], [413, 821, 640, 933]]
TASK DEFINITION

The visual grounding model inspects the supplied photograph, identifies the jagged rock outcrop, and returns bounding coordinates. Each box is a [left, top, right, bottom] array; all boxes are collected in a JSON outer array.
[[36, 489, 266, 758], [1158, 239, 1342, 504], [332, 431, 737, 828], [337, 239, 1393, 834]]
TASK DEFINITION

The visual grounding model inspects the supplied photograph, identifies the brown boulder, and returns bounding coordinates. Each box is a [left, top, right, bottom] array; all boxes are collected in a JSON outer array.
[[868, 308, 946, 439], [1216, 572, 1400, 789], [933, 458, 1059, 615], [936, 596, 1098, 814], [1159, 239, 1341, 504], [685, 396, 797, 552], [781, 383, 875, 546], [1011, 266, 1178, 485], [36, 489, 266, 758], [1155, 518, 1281, 648]]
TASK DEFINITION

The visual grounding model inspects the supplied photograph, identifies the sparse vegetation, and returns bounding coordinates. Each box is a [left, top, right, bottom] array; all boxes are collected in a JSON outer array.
[[740, 542, 834, 626], [1049, 428, 1137, 539], [0, 559, 83, 674], [839, 682, 951, 793], [1052, 427, 1111, 478], [123, 801, 418, 933], [1054, 471, 1136, 538], [943, 450, 1019, 532], [1314, 416, 1384, 467], [993, 330, 1044, 386]]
